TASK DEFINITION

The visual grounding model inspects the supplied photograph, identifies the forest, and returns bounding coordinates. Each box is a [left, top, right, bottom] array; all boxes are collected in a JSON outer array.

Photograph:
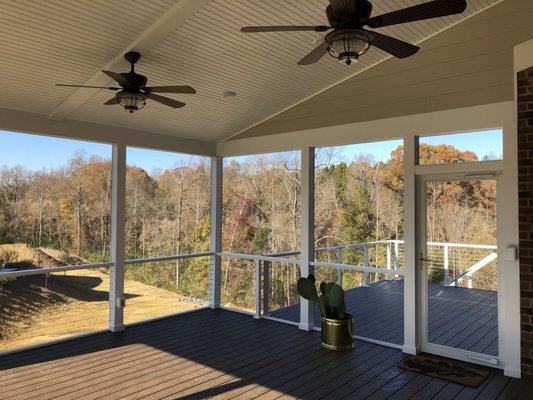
[[0, 142, 497, 314]]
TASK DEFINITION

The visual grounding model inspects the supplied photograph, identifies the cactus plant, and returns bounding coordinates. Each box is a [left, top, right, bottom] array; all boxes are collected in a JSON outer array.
[[297, 274, 347, 320]]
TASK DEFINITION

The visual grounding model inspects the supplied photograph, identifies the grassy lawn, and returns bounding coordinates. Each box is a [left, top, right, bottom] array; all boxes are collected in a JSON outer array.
[[0, 268, 200, 352]]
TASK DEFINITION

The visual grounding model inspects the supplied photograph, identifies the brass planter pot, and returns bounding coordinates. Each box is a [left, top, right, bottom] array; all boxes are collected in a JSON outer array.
[[321, 314, 354, 350]]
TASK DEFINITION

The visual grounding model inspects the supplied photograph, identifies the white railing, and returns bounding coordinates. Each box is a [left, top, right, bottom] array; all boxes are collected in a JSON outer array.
[[0, 252, 215, 279], [218, 240, 497, 320], [296, 240, 495, 288], [448, 251, 497, 288], [424, 241, 497, 287]]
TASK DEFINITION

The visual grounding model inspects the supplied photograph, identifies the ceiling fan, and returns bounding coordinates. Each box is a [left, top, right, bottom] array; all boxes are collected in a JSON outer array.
[[241, 0, 467, 65], [56, 52, 196, 113]]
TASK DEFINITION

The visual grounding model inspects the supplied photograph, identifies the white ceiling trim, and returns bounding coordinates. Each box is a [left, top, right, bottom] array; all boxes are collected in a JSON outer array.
[[220, 0, 506, 143], [1, 107, 216, 156], [49, 0, 210, 120]]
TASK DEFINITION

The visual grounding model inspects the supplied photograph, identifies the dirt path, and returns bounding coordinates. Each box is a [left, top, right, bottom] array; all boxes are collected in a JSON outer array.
[[1, 269, 200, 352]]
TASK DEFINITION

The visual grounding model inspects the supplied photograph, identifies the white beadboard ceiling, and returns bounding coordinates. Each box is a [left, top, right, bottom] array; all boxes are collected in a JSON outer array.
[[0, 0, 501, 143]]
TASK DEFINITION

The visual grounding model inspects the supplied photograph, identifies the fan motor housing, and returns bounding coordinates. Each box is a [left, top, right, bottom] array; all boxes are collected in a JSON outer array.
[[326, 1, 373, 28], [121, 72, 148, 89]]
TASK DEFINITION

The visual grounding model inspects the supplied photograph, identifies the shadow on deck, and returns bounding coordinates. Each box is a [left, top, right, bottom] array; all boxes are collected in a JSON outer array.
[[270, 280, 498, 356], [0, 308, 526, 399]]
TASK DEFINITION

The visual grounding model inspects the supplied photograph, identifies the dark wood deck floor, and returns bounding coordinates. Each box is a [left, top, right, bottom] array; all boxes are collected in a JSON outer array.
[[0, 308, 528, 399], [270, 280, 498, 355]]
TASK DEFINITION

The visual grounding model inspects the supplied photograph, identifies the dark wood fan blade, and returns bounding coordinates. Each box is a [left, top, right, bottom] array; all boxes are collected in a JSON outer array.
[[297, 41, 329, 65], [56, 84, 120, 90], [103, 97, 119, 105], [366, 0, 467, 28], [145, 86, 196, 94], [329, 0, 358, 17], [102, 70, 129, 87], [369, 31, 420, 58], [241, 26, 330, 33], [148, 94, 185, 109]]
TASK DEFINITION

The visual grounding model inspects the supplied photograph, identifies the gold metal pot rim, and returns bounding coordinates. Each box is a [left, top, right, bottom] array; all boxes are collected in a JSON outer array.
[[321, 314, 354, 323]]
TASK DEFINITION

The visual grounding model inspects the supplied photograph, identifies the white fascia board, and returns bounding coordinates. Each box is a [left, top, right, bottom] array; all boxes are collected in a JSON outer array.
[[514, 39, 533, 73], [0, 107, 216, 156], [217, 102, 513, 157]]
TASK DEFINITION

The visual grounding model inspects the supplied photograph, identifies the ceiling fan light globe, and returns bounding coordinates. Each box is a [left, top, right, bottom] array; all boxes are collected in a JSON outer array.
[[326, 29, 370, 65], [117, 92, 147, 113]]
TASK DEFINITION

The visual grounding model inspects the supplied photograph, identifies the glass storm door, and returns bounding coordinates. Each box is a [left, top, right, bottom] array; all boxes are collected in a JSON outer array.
[[418, 174, 500, 366]]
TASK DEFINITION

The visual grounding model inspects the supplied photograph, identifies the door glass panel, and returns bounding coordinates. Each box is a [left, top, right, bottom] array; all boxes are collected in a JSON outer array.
[[425, 179, 498, 356]]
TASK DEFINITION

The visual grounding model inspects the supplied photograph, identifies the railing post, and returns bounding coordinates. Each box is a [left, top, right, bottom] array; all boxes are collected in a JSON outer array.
[[254, 259, 262, 319], [209, 157, 223, 309], [109, 144, 126, 332], [394, 240, 400, 280], [443, 244, 450, 286], [299, 147, 315, 331], [363, 245, 370, 287], [386, 242, 392, 280], [263, 261, 271, 316], [336, 247, 343, 286]]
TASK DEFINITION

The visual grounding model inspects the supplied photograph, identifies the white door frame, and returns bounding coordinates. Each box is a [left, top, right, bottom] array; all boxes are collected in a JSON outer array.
[[417, 171, 503, 369]]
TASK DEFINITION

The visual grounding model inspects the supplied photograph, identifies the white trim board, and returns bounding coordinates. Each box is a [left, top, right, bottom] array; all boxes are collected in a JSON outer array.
[[514, 39, 533, 73], [0, 107, 216, 156], [217, 102, 513, 157]]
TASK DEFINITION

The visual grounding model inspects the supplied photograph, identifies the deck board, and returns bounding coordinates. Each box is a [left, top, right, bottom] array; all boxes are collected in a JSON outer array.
[[0, 309, 526, 400], [270, 280, 499, 355]]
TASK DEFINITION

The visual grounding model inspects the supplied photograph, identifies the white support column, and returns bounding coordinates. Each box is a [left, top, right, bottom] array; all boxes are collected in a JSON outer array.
[[109, 144, 126, 332], [403, 135, 419, 355], [299, 147, 315, 331], [209, 156, 223, 309], [394, 240, 401, 280]]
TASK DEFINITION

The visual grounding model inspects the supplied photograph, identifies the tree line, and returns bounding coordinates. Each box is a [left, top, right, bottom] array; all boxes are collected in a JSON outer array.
[[0, 143, 497, 311]]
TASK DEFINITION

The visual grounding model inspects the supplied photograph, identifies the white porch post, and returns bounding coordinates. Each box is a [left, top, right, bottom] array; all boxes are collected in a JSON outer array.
[[109, 143, 126, 332], [299, 147, 315, 331], [403, 135, 419, 354], [209, 156, 223, 309]]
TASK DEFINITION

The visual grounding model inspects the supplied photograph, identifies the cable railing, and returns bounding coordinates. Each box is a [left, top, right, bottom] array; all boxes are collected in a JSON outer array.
[[218, 239, 497, 322], [0, 241, 496, 353]]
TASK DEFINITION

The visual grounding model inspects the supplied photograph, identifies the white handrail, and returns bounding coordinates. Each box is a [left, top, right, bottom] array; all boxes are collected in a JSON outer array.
[[218, 252, 300, 265], [0, 262, 114, 278], [125, 252, 214, 266], [0, 252, 215, 278], [310, 261, 405, 276]]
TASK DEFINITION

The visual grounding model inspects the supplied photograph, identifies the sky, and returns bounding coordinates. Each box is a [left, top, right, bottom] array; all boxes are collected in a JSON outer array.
[[0, 130, 205, 173], [0, 129, 503, 172]]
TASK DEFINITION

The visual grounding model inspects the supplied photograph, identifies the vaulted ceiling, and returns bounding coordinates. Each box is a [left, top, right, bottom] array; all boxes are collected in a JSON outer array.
[[0, 0, 502, 143]]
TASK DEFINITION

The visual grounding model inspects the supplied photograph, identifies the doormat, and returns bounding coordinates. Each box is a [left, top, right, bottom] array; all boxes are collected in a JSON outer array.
[[398, 355, 491, 388]]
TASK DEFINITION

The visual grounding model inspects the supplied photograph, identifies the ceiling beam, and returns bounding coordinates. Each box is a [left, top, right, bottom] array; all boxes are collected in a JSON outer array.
[[49, 0, 210, 120], [1, 107, 216, 156]]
